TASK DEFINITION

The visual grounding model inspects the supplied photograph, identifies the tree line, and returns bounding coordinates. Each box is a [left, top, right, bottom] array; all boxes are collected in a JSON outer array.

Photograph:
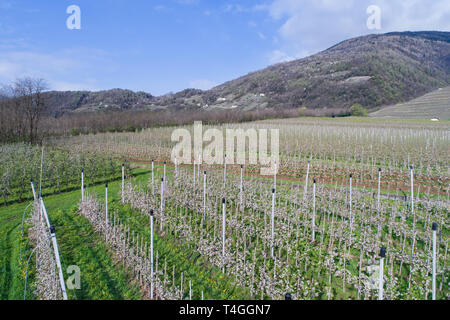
[[1, 77, 352, 144]]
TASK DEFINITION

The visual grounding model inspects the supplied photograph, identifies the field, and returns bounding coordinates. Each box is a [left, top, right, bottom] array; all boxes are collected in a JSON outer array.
[[370, 86, 450, 120], [0, 117, 448, 300]]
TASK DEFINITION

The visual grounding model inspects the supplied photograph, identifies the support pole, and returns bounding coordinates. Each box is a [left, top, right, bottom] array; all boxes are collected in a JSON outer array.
[[164, 161, 166, 187], [105, 183, 108, 223], [193, 160, 196, 186], [203, 171, 207, 217], [160, 178, 164, 231], [81, 169, 84, 201], [150, 210, 154, 299], [30, 180, 37, 201], [432, 222, 437, 300], [240, 165, 243, 207], [175, 157, 178, 178], [222, 198, 226, 273], [377, 168, 381, 211], [122, 164, 125, 204], [50, 225, 68, 300], [223, 154, 227, 188], [410, 165, 414, 215], [198, 153, 201, 182], [378, 247, 385, 300], [271, 188, 275, 258], [273, 161, 277, 189], [349, 174, 353, 234], [303, 160, 310, 200], [312, 179, 316, 241], [152, 160, 155, 196], [40, 199, 67, 300]]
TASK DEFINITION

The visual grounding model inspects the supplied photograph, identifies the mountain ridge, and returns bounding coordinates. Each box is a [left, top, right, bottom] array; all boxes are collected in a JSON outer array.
[[39, 31, 450, 116]]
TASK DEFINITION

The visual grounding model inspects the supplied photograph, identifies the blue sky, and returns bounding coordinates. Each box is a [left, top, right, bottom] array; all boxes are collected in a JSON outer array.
[[1, 0, 449, 95]]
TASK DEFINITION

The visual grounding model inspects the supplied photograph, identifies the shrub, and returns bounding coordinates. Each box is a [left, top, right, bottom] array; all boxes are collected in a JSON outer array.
[[350, 104, 368, 116]]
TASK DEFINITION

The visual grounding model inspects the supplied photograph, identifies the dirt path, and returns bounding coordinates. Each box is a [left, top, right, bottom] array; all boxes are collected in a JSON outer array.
[[130, 158, 448, 197]]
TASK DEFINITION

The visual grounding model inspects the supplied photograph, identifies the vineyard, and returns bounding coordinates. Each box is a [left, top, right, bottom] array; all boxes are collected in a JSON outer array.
[[0, 117, 448, 300]]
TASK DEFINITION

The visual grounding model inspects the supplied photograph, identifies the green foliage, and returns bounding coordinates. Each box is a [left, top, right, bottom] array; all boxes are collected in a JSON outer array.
[[350, 104, 368, 116], [0, 144, 126, 205]]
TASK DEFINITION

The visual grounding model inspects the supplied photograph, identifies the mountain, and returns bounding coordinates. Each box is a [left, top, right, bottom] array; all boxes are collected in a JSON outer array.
[[205, 31, 450, 112], [43, 89, 154, 117], [43, 31, 450, 116]]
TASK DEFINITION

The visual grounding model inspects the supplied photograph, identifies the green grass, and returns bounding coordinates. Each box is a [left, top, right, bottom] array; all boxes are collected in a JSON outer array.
[[0, 166, 251, 300], [109, 199, 251, 299], [0, 168, 150, 300]]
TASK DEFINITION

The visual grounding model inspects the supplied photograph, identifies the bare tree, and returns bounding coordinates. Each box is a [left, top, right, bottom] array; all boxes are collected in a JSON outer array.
[[0, 77, 49, 144]]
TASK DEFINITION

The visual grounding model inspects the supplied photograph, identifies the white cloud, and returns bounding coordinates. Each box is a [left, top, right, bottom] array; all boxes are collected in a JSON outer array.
[[189, 79, 217, 90], [0, 47, 112, 91], [51, 80, 99, 92], [222, 4, 246, 13], [262, 0, 450, 64], [268, 50, 294, 64]]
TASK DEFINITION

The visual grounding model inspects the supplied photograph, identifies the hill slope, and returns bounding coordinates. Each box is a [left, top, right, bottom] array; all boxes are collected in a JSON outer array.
[[205, 31, 450, 112], [40, 31, 450, 116], [370, 86, 450, 120]]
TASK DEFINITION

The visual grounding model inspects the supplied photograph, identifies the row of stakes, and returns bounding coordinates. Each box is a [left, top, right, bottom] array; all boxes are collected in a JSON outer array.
[[80, 162, 439, 300]]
